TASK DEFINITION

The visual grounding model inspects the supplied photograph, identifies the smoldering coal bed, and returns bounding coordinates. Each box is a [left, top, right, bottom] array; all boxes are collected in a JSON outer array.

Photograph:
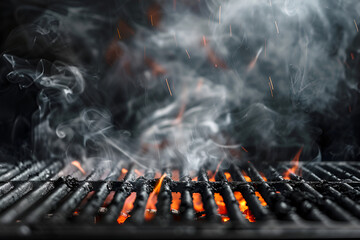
[[0, 160, 360, 239]]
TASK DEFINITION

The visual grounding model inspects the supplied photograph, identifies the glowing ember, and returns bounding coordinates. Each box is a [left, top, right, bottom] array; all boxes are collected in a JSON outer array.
[[145, 173, 167, 221], [71, 161, 86, 175], [117, 192, 136, 224], [283, 147, 304, 180], [192, 193, 205, 213], [234, 191, 255, 222]]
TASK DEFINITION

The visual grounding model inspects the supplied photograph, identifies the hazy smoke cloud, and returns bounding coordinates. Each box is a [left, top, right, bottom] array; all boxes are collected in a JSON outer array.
[[1, 0, 360, 170]]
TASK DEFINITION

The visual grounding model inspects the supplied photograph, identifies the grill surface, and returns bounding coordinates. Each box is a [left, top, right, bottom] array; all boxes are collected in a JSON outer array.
[[1, 160, 360, 239]]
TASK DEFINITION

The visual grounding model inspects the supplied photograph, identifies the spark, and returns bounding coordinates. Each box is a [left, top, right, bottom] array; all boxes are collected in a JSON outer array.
[[247, 47, 263, 71], [165, 78, 172, 96], [354, 19, 359, 32], [274, 20, 279, 34], [185, 49, 191, 59], [219, 5, 221, 24], [269, 76, 274, 90], [203, 35, 207, 46], [229, 24, 232, 36], [241, 146, 248, 152], [151, 15, 154, 26], [116, 28, 121, 39], [269, 82, 273, 97]]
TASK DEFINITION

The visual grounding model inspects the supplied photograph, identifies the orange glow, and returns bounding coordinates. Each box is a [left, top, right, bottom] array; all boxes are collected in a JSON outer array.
[[260, 172, 267, 181], [214, 193, 227, 215], [71, 161, 86, 175], [145, 174, 167, 221], [102, 191, 115, 208], [117, 192, 136, 224], [192, 193, 205, 213], [171, 192, 181, 211], [255, 192, 267, 206], [192, 176, 198, 182], [222, 217, 230, 222], [234, 191, 255, 222], [224, 172, 232, 181], [241, 171, 252, 182], [283, 147, 303, 180], [121, 168, 128, 174], [171, 170, 179, 181], [239, 172, 267, 208]]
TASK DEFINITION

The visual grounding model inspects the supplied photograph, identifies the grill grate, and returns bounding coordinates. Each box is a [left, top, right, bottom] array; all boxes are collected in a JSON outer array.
[[1, 160, 360, 238]]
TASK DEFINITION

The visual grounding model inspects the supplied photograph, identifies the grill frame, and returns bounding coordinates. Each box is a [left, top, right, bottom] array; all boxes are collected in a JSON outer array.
[[1, 160, 360, 239]]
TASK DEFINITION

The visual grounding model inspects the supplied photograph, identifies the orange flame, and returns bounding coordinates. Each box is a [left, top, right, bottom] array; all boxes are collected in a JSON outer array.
[[71, 161, 86, 175], [224, 172, 232, 181], [192, 193, 205, 213], [145, 173, 167, 221], [234, 191, 255, 222], [171, 192, 181, 211], [283, 147, 303, 180], [214, 193, 227, 215], [240, 171, 267, 207], [117, 192, 137, 224]]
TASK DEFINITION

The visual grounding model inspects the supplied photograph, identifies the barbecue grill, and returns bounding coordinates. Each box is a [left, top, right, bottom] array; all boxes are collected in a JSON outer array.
[[1, 160, 360, 239]]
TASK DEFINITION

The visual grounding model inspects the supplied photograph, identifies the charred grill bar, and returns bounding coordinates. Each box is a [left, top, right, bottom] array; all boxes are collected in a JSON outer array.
[[1, 161, 360, 238]]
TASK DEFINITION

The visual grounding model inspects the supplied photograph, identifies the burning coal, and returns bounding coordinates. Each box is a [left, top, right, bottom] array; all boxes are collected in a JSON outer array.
[[1, 0, 360, 171]]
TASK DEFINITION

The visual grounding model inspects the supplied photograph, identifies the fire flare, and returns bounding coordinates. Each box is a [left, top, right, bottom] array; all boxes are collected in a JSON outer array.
[[283, 147, 304, 180], [145, 173, 167, 221], [117, 192, 137, 224]]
